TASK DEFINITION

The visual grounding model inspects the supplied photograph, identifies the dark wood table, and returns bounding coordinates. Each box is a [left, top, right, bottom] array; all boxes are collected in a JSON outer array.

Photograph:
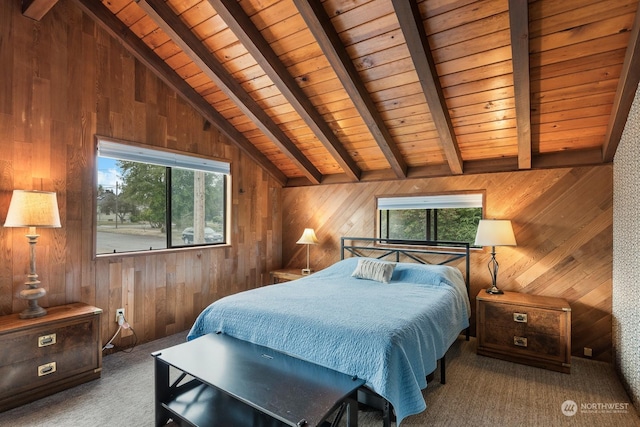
[[152, 333, 365, 427]]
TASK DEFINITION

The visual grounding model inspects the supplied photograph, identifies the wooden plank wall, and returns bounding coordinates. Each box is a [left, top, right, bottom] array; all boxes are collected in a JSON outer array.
[[0, 0, 282, 349], [282, 165, 613, 361]]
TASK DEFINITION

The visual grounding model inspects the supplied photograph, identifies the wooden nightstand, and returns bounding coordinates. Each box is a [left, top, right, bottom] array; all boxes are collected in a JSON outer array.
[[269, 268, 306, 284], [0, 303, 103, 411], [476, 290, 571, 373]]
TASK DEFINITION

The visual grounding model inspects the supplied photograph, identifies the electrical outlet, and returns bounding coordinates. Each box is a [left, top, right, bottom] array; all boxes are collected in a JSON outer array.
[[584, 347, 593, 357], [115, 308, 125, 323]]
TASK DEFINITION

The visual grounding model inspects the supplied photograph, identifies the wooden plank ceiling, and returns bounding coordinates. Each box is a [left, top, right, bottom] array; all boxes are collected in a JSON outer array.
[[57, 0, 640, 187]]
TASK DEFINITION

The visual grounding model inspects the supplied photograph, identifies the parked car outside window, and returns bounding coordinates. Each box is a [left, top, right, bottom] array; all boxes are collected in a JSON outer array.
[[181, 227, 223, 244]]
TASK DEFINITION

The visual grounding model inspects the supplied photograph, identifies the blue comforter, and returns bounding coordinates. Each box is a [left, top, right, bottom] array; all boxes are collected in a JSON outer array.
[[188, 257, 470, 425]]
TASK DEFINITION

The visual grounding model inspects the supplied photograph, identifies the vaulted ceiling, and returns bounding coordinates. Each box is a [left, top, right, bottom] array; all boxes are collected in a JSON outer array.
[[31, 0, 640, 186]]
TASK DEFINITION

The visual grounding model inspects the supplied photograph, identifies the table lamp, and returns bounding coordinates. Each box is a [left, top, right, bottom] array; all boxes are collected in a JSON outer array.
[[4, 190, 61, 318], [296, 228, 319, 275], [474, 219, 516, 294]]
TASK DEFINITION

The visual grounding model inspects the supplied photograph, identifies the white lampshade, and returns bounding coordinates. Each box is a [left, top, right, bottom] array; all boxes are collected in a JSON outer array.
[[474, 219, 516, 247], [296, 228, 319, 245], [4, 190, 61, 228]]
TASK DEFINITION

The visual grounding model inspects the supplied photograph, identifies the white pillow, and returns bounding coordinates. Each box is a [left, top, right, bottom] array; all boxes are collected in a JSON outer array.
[[351, 258, 395, 283]]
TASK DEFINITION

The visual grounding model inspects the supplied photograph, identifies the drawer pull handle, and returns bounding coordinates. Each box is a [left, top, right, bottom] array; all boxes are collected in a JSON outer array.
[[38, 333, 57, 347], [514, 336, 528, 347], [513, 313, 528, 323], [38, 362, 57, 377]]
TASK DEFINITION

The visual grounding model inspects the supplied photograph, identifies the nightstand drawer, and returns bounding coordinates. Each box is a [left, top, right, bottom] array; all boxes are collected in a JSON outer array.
[[479, 325, 565, 360], [0, 319, 96, 366], [482, 302, 564, 336], [269, 268, 306, 284]]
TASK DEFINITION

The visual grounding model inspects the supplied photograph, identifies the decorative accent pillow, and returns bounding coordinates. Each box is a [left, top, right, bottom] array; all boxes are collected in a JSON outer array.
[[351, 258, 395, 283]]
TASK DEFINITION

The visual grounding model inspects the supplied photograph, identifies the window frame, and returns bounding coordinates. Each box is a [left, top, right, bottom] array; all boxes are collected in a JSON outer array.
[[94, 136, 231, 257], [375, 191, 485, 247]]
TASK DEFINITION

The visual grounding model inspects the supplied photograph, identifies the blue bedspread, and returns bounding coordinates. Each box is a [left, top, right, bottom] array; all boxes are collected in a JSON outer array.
[[188, 257, 470, 425]]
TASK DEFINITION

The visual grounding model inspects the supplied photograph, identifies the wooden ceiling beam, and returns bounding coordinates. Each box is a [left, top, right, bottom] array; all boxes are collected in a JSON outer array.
[[71, 0, 288, 186], [532, 148, 605, 170], [293, 0, 408, 179], [136, 0, 322, 185], [392, 0, 463, 175], [208, 0, 361, 182], [602, 4, 640, 162], [509, 0, 532, 169], [22, 0, 58, 20], [286, 148, 606, 187]]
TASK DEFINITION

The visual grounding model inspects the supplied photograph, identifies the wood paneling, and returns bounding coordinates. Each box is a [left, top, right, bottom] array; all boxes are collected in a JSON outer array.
[[0, 0, 281, 350], [282, 165, 613, 361], [91, 0, 640, 184]]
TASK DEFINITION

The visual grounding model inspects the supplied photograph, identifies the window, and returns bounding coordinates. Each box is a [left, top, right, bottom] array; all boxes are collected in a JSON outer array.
[[377, 193, 483, 246], [95, 138, 229, 255]]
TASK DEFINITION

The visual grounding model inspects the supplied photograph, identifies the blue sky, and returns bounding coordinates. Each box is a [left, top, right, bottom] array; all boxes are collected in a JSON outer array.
[[97, 157, 122, 191]]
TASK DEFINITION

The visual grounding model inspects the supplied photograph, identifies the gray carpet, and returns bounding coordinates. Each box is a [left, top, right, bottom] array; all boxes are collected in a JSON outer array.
[[0, 332, 638, 426]]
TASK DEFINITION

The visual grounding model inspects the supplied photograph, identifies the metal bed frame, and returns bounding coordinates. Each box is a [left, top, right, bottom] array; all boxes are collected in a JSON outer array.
[[340, 236, 470, 296], [340, 237, 471, 426]]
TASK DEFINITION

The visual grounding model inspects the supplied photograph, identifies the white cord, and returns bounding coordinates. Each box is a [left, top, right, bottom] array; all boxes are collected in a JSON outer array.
[[102, 325, 122, 351]]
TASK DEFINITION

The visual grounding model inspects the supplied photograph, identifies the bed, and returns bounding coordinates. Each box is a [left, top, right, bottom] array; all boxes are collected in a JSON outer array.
[[187, 237, 471, 426]]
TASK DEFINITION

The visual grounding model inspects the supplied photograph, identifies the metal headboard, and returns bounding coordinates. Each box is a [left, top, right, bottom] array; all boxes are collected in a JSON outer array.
[[340, 236, 471, 297]]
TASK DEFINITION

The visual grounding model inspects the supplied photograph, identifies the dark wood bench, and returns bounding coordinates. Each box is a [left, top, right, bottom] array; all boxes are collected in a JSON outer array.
[[152, 332, 365, 427]]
